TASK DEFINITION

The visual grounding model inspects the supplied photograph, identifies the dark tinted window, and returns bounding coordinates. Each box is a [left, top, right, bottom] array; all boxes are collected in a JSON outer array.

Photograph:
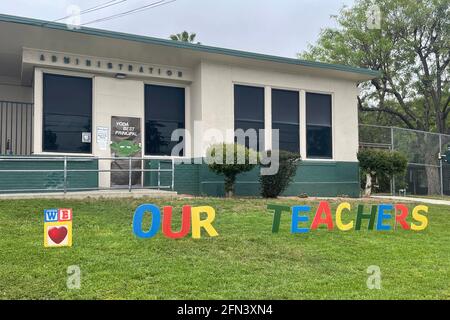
[[306, 93, 332, 125], [306, 92, 332, 158], [43, 74, 92, 153], [234, 85, 265, 151], [145, 84, 185, 156], [272, 89, 299, 153]]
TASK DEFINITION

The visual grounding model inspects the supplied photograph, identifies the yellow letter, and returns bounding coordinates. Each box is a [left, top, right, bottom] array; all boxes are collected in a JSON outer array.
[[336, 202, 354, 231], [191, 206, 219, 239], [410, 205, 428, 231]]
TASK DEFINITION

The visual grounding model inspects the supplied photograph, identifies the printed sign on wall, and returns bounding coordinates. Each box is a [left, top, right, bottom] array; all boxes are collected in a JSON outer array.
[[44, 208, 73, 247], [110, 116, 142, 187]]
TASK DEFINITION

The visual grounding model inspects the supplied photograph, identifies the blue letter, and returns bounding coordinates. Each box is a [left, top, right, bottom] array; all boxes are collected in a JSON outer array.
[[376, 204, 393, 231], [291, 206, 310, 233], [133, 204, 161, 238], [44, 209, 58, 222]]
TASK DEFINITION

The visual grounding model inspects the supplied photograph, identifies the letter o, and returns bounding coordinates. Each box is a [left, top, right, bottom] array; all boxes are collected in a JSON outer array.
[[132, 204, 161, 238]]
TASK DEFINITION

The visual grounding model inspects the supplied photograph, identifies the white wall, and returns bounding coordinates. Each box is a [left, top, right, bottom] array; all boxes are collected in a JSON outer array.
[[93, 76, 144, 188], [0, 83, 33, 103], [196, 61, 359, 162], [32, 60, 360, 164]]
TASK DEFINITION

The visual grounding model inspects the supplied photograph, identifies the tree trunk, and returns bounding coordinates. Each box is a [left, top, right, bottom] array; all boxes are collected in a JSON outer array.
[[364, 173, 372, 197], [224, 174, 236, 198], [424, 151, 441, 195], [423, 135, 441, 195]]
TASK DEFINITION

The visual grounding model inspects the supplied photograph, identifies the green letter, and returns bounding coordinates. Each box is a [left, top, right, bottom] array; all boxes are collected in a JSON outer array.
[[355, 205, 377, 230], [267, 204, 291, 233]]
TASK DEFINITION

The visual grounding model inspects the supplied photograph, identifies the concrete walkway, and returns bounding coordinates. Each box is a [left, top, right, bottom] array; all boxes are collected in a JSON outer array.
[[0, 189, 179, 200], [371, 195, 450, 206]]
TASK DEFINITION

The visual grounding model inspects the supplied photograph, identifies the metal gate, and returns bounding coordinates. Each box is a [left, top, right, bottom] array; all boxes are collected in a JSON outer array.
[[0, 101, 33, 155]]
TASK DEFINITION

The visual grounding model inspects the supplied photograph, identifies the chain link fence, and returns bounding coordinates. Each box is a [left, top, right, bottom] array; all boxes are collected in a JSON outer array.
[[359, 124, 450, 196]]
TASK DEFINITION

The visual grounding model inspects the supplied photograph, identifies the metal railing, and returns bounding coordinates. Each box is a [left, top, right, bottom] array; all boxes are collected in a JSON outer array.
[[0, 156, 175, 194]]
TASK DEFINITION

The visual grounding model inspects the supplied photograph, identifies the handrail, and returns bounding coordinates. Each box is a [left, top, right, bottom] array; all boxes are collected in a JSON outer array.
[[0, 156, 175, 194]]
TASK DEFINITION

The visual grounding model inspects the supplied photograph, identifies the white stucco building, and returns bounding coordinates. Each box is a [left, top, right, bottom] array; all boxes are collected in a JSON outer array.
[[0, 14, 378, 196]]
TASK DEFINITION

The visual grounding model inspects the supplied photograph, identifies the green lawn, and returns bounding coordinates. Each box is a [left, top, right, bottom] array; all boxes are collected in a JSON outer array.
[[0, 197, 449, 299]]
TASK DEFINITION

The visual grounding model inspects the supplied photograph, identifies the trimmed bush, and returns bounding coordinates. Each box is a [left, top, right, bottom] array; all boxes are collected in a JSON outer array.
[[260, 150, 301, 198], [358, 149, 408, 196], [206, 143, 258, 197]]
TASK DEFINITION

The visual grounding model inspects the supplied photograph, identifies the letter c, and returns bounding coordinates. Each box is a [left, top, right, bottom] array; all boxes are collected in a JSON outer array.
[[336, 202, 354, 231]]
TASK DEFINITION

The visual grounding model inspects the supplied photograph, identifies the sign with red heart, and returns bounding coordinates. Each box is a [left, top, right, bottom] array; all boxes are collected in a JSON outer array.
[[48, 226, 68, 244], [44, 208, 72, 247]]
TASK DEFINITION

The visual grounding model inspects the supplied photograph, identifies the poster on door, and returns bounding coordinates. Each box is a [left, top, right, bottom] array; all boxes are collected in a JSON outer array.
[[110, 116, 142, 187]]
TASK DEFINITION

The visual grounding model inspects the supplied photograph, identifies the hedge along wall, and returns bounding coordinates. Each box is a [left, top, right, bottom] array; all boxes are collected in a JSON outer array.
[[144, 159, 360, 197], [0, 156, 98, 193]]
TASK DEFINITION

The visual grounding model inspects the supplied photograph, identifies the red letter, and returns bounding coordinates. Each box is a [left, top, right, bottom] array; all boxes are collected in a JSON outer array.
[[162, 205, 191, 239], [394, 204, 410, 230], [311, 201, 334, 230]]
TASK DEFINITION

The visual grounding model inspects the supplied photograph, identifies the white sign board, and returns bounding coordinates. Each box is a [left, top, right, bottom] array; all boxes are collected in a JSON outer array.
[[96, 126, 109, 151]]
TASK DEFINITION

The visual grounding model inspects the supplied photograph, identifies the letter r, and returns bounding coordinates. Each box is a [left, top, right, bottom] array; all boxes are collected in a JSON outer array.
[[191, 206, 219, 239]]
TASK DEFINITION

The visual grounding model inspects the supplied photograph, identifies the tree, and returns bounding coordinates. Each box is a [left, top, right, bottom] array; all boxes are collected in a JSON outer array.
[[260, 150, 301, 198], [169, 31, 200, 44], [206, 143, 258, 197], [300, 0, 449, 194], [358, 149, 408, 196]]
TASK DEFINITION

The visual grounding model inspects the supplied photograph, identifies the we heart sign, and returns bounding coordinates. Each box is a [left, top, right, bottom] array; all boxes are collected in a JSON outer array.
[[44, 208, 73, 247]]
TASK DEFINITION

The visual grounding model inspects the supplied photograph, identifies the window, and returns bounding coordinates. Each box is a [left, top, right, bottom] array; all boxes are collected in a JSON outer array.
[[306, 92, 332, 158], [145, 84, 185, 156], [43, 74, 92, 153], [272, 89, 299, 153], [234, 84, 265, 151]]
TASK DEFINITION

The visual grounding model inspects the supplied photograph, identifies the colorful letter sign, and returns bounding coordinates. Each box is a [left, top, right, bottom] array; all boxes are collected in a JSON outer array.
[[132, 204, 219, 239], [268, 202, 429, 233], [44, 208, 73, 247]]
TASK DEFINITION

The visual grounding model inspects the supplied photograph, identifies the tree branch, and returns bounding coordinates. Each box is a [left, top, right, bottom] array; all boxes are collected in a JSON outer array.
[[358, 96, 416, 129]]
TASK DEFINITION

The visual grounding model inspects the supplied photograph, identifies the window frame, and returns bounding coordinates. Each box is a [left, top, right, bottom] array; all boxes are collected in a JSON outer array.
[[233, 83, 266, 152], [40, 69, 94, 156], [271, 87, 300, 154], [305, 91, 334, 160], [143, 81, 188, 157]]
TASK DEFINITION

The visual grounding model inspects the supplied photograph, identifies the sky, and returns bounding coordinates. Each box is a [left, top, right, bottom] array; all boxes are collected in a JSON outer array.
[[0, 0, 356, 58]]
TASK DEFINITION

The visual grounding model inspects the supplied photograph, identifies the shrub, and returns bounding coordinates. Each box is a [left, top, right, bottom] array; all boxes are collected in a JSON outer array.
[[206, 143, 258, 197], [260, 150, 301, 198], [357, 149, 408, 196]]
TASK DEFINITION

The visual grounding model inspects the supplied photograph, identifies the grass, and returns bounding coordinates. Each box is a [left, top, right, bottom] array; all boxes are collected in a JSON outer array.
[[0, 197, 449, 300]]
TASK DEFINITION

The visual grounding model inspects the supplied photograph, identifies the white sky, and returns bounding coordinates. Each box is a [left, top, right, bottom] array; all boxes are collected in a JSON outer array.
[[0, 0, 356, 58]]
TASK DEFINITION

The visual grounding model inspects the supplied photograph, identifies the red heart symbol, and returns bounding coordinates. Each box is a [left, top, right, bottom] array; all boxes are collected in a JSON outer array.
[[48, 226, 68, 244]]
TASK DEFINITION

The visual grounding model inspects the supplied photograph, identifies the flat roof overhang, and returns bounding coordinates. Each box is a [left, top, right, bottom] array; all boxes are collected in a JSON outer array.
[[0, 13, 380, 86]]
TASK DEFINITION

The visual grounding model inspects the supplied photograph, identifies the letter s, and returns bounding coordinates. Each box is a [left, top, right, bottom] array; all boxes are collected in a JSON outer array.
[[410, 205, 428, 231]]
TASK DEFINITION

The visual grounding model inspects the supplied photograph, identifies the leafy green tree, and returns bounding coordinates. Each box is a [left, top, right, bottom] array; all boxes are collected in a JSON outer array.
[[300, 0, 449, 194], [206, 143, 258, 197], [169, 31, 200, 44], [358, 149, 408, 196]]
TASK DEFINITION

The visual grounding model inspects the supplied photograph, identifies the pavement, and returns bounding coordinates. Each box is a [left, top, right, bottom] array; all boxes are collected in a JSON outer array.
[[0, 189, 179, 200], [371, 195, 450, 206]]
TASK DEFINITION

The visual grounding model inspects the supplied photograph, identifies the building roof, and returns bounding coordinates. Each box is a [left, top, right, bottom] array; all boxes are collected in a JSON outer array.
[[0, 13, 380, 83]]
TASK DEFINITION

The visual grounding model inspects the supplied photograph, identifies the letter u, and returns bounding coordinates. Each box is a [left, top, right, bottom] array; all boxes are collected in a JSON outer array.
[[162, 206, 191, 239]]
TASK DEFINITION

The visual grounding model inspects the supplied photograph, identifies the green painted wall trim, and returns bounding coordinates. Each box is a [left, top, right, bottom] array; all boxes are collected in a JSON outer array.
[[167, 159, 360, 198], [0, 156, 98, 193], [0, 13, 380, 78]]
